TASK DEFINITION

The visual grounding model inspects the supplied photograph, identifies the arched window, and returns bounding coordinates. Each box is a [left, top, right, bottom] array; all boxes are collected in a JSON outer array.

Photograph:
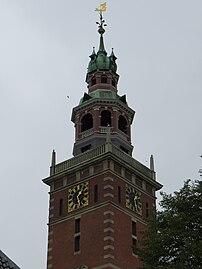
[[118, 115, 128, 134], [101, 110, 111, 126], [101, 75, 107, 84], [112, 78, 116, 87], [81, 113, 93, 132], [91, 76, 96, 86]]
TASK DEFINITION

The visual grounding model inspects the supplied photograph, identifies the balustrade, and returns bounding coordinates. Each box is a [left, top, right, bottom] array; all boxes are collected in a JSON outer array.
[[80, 128, 94, 139], [52, 143, 151, 179]]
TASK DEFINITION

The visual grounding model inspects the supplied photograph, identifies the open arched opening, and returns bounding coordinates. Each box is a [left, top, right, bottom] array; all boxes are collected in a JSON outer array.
[[100, 110, 111, 127], [101, 75, 108, 84], [118, 115, 128, 134], [81, 113, 93, 132], [91, 76, 96, 86]]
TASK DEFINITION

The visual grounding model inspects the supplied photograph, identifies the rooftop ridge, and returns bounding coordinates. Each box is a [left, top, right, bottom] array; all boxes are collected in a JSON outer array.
[[0, 250, 21, 269]]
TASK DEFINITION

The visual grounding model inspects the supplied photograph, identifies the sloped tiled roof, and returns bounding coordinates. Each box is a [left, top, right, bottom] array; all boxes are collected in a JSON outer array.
[[0, 250, 21, 269]]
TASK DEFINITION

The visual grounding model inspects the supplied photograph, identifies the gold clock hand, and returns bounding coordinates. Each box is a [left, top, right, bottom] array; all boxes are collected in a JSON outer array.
[[134, 195, 138, 210], [77, 190, 83, 205], [75, 191, 80, 204]]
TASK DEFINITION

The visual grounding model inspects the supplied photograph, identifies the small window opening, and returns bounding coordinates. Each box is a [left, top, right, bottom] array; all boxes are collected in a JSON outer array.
[[75, 218, 80, 234], [112, 78, 116, 87], [101, 110, 111, 126], [118, 186, 121, 204], [132, 221, 137, 236], [101, 75, 107, 83], [74, 235, 80, 252], [132, 220, 137, 255], [81, 144, 91, 153], [81, 113, 93, 132], [146, 202, 149, 218], [118, 115, 128, 134], [132, 238, 137, 254], [59, 198, 63, 216], [94, 185, 98, 203], [91, 76, 96, 86], [74, 218, 81, 252]]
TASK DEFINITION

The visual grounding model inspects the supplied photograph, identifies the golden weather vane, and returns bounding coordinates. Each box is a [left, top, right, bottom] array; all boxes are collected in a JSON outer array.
[[95, 1, 107, 33], [95, 1, 107, 13]]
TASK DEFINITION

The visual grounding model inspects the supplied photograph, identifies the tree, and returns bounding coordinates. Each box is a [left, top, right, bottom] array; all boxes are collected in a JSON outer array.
[[138, 180, 202, 269]]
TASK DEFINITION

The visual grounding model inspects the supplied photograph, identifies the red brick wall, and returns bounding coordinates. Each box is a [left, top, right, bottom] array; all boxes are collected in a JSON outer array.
[[48, 204, 146, 269], [46, 168, 156, 269]]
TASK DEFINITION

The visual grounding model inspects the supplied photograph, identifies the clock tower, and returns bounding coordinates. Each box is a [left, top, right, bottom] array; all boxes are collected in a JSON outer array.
[[43, 13, 162, 269]]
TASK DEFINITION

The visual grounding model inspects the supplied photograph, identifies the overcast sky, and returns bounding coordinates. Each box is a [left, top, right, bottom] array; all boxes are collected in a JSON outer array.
[[0, 0, 201, 268]]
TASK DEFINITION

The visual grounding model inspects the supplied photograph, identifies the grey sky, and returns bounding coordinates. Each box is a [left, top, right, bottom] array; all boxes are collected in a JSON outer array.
[[0, 0, 201, 268]]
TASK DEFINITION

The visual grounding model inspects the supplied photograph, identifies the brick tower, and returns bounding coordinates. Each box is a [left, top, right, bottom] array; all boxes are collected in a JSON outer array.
[[43, 13, 162, 269]]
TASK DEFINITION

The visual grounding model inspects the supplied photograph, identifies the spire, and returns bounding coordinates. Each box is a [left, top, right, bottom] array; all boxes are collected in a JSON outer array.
[[96, 13, 107, 53], [109, 48, 117, 71], [86, 10, 118, 74], [110, 48, 117, 61], [89, 47, 96, 60]]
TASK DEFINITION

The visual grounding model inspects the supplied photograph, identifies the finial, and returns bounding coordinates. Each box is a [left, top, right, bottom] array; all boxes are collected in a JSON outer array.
[[96, 13, 107, 35], [50, 149, 56, 176], [150, 154, 154, 171], [51, 149, 56, 167], [96, 13, 107, 52], [110, 48, 117, 61], [106, 124, 111, 143], [150, 154, 156, 180], [89, 47, 96, 60]]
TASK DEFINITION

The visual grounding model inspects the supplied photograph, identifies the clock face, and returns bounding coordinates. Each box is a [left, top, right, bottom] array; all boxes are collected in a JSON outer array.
[[126, 184, 142, 215], [68, 182, 89, 212]]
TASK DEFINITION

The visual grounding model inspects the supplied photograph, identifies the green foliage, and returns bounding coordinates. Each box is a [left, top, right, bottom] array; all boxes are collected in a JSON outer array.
[[138, 180, 202, 269]]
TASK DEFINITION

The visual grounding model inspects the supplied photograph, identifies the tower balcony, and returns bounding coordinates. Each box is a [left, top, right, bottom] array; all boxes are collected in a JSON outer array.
[[78, 127, 129, 141], [99, 126, 113, 133], [80, 128, 94, 139]]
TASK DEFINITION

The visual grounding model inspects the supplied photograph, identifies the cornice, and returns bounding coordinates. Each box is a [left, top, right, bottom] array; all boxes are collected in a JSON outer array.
[[71, 98, 135, 123]]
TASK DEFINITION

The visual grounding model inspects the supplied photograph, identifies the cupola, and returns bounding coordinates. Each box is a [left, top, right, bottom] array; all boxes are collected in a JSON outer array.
[[71, 13, 135, 157], [86, 13, 119, 93]]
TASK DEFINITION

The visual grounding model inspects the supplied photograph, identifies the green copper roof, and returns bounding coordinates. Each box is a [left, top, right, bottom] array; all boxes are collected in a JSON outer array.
[[79, 89, 117, 105], [87, 47, 117, 74], [90, 89, 117, 99], [87, 14, 117, 74]]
